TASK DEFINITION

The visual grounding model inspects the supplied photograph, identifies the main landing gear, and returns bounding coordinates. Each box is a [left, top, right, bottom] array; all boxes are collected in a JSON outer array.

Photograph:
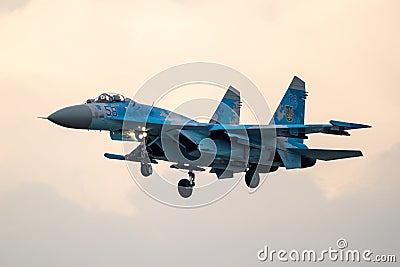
[[178, 171, 195, 198], [140, 163, 152, 177]]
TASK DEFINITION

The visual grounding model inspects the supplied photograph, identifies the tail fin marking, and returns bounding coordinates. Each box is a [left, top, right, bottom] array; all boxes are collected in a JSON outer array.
[[271, 76, 307, 126]]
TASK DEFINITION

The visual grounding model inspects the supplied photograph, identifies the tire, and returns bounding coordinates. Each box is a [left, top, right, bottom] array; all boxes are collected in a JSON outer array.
[[140, 163, 152, 177], [178, 178, 193, 198], [245, 169, 260, 189]]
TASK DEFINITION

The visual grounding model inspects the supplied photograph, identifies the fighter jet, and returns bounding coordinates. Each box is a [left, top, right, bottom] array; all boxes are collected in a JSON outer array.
[[44, 76, 370, 198]]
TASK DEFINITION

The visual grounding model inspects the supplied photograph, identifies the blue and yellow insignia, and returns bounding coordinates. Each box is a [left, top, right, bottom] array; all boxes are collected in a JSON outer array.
[[285, 105, 294, 122]]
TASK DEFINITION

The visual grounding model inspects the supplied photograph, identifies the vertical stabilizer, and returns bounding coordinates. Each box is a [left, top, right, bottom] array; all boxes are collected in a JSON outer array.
[[270, 76, 307, 125], [209, 86, 241, 125]]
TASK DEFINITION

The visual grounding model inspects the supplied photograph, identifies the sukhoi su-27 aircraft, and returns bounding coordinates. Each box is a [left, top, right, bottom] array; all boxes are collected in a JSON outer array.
[[43, 76, 370, 198]]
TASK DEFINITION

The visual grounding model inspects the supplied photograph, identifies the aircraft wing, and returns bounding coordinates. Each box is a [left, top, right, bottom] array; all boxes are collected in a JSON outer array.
[[210, 120, 371, 140], [135, 119, 370, 152], [289, 120, 371, 136], [115, 119, 369, 149]]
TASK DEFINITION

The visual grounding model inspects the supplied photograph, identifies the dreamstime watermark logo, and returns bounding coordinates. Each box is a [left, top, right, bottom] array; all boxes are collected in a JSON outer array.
[[257, 238, 397, 263], [122, 62, 276, 208]]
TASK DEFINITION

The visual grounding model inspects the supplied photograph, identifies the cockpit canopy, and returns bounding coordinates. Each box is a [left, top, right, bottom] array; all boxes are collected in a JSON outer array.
[[86, 93, 126, 104]]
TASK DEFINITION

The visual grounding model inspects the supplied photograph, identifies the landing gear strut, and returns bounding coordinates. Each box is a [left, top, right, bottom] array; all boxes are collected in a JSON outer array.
[[138, 134, 153, 177], [178, 171, 195, 198]]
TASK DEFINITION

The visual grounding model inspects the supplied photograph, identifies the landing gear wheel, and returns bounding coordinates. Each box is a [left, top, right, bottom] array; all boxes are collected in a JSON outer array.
[[245, 168, 260, 189], [177, 171, 195, 198], [178, 179, 193, 198], [140, 163, 152, 177]]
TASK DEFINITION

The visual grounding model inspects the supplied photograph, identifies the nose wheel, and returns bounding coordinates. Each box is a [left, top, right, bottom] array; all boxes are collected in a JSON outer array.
[[178, 171, 195, 198]]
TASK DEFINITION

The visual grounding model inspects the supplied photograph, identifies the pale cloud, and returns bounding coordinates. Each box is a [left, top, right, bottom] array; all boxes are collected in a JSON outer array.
[[0, 0, 30, 13]]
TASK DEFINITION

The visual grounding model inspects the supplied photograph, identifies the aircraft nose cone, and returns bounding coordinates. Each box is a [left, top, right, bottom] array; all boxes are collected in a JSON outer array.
[[48, 104, 92, 129]]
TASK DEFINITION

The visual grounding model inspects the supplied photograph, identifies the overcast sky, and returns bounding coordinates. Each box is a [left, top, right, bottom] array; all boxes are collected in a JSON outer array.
[[0, 0, 399, 266]]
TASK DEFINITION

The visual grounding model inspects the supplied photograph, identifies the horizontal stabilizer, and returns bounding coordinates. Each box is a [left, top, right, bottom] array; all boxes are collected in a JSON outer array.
[[329, 120, 371, 130], [288, 148, 363, 161]]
